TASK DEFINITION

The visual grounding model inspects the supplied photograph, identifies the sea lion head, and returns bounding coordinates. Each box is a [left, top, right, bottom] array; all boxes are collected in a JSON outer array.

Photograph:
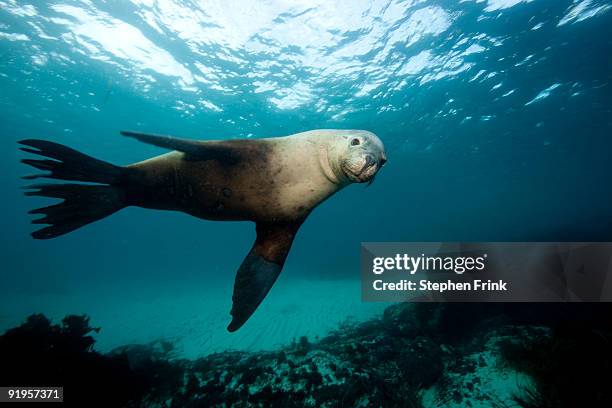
[[335, 130, 387, 184]]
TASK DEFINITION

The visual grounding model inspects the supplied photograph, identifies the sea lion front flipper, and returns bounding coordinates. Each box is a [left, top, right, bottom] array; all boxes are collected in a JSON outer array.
[[120, 130, 241, 163], [227, 221, 303, 332]]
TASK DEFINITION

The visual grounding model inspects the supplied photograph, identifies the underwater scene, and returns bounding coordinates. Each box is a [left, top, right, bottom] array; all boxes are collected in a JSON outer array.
[[1, 0, 612, 406]]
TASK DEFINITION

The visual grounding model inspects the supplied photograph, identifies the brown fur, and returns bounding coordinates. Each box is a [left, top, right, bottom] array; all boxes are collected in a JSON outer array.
[[123, 140, 281, 222]]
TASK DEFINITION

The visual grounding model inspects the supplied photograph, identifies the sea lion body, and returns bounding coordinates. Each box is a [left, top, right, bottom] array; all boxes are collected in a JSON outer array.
[[126, 132, 342, 223], [20, 129, 386, 331]]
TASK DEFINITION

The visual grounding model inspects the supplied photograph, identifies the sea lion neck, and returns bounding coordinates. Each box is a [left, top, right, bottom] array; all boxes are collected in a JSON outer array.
[[316, 139, 349, 186]]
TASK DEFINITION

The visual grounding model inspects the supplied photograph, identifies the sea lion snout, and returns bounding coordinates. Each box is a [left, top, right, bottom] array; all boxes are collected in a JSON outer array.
[[365, 154, 387, 170], [360, 155, 380, 182], [363, 154, 375, 168]]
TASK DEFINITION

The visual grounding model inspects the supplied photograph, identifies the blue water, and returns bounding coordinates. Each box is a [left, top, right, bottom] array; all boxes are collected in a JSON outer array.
[[1, 0, 611, 354]]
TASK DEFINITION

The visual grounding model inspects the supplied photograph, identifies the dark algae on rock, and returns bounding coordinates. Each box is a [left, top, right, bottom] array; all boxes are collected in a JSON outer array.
[[0, 313, 184, 407], [1, 304, 611, 407]]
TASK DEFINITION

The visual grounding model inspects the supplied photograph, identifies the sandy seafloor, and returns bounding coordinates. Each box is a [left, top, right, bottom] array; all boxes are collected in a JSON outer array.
[[0, 275, 574, 407], [0, 276, 387, 359]]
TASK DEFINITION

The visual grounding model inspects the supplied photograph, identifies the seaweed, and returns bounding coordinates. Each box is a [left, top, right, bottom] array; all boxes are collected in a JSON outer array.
[[0, 313, 185, 407]]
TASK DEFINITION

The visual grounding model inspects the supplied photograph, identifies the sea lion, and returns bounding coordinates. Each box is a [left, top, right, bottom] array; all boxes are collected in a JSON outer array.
[[19, 129, 387, 331]]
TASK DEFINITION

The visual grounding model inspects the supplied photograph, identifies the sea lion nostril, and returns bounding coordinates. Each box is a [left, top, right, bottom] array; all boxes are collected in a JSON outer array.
[[380, 158, 387, 166]]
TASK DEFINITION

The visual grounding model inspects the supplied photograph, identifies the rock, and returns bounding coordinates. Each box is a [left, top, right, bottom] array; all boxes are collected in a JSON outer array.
[[397, 336, 443, 387]]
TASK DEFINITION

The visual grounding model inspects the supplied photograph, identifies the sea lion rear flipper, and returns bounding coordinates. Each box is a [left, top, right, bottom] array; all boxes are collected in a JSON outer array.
[[227, 221, 303, 332], [120, 130, 241, 163]]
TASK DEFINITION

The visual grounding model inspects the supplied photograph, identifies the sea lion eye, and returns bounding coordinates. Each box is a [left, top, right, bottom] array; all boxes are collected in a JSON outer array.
[[351, 138, 360, 146]]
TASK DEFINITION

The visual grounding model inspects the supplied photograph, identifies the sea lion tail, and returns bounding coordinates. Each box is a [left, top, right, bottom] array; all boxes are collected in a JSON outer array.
[[19, 139, 127, 239]]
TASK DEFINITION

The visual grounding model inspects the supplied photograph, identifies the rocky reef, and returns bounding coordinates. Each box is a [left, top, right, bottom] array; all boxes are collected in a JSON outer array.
[[1, 303, 611, 407]]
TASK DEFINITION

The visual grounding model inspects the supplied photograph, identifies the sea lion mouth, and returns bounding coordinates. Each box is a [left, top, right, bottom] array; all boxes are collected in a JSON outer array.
[[342, 155, 379, 183]]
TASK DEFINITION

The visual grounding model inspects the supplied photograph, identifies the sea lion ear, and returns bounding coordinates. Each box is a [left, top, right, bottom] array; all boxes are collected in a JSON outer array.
[[227, 221, 303, 332]]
